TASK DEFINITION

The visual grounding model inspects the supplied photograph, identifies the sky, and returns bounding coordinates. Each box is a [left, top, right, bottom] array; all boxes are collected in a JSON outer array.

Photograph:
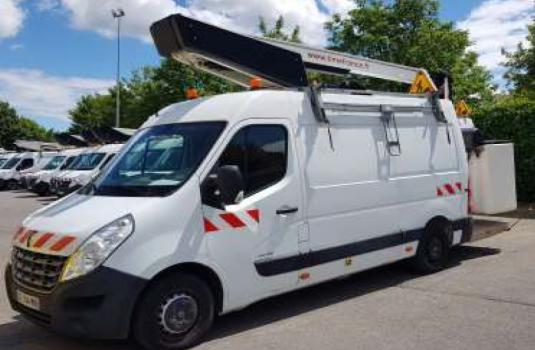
[[0, 0, 533, 131]]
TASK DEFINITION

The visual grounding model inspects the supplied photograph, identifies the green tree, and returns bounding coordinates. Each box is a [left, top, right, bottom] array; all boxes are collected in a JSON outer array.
[[69, 59, 239, 132], [503, 20, 535, 94], [0, 100, 53, 149], [451, 51, 495, 105], [325, 0, 493, 100], [15, 117, 55, 142], [0, 101, 21, 149], [259, 15, 301, 43]]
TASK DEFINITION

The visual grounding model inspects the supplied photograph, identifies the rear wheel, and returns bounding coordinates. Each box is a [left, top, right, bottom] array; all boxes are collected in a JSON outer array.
[[413, 220, 452, 273], [133, 273, 215, 350]]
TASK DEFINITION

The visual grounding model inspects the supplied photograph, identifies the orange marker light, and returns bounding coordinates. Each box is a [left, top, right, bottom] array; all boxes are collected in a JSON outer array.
[[186, 87, 199, 99], [299, 272, 310, 280], [250, 77, 263, 90], [405, 246, 414, 253]]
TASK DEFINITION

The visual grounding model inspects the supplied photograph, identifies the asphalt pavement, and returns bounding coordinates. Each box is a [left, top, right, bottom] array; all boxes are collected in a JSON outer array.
[[0, 190, 534, 350]]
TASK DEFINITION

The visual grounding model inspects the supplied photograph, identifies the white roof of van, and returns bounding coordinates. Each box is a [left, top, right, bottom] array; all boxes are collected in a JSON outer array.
[[141, 90, 433, 128], [61, 148, 87, 156], [94, 143, 124, 153]]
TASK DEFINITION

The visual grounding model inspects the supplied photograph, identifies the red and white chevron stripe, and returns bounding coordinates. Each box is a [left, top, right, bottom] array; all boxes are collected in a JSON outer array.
[[12, 227, 76, 255], [436, 182, 464, 197], [202, 207, 260, 233]]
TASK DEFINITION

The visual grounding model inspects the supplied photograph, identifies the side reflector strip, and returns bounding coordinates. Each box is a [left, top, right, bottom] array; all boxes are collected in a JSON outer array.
[[437, 182, 464, 197], [203, 218, 219, 233], [219, 213, 246, 228], [246, 209, 260, 223], [444, 184, 455, 195]]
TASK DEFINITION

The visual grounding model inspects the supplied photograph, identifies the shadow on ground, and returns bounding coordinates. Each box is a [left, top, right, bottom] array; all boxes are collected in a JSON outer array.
[[489, 202, 535, 220], [0, 245, 500, 349]]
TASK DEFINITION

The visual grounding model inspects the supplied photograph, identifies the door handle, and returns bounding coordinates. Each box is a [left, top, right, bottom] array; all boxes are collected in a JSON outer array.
[[276, 206, 298, 215]]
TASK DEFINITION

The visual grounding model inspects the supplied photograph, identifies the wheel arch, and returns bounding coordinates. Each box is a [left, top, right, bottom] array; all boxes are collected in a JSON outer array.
[[134, 262, 225, 317], [424, 215, 454, 245]]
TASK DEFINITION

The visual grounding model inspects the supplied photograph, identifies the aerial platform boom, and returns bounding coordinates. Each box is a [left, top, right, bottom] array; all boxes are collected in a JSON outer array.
[[150, 14, 437, 92]]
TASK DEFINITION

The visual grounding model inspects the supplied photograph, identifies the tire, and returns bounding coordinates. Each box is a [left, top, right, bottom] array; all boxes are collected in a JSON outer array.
[[412, 220, 452, 273], [133, 273, 215, 350], [6, 180, 18, 190]]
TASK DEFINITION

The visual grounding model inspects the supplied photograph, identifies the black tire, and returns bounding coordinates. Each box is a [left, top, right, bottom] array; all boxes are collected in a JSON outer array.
[[412, 220, 452, 273], [6, 180, 18, 190], [133, 273, 215, 350]]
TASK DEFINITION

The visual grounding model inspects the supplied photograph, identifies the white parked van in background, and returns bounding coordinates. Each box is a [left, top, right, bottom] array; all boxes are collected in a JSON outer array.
[[54, 143, 122, 197], [6, 15, 472, 350], [0, 152, 38, 190], [27, 148, 86, 196], [18, 152, 60, 189], [0, 152, 16, 168]]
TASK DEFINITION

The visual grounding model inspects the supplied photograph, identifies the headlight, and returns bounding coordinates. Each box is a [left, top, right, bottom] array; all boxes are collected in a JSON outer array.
[[61, 215, 134, 281]]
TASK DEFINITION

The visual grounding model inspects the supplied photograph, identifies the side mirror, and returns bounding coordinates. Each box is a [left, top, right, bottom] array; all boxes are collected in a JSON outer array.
[[216, 165, 244, 205]]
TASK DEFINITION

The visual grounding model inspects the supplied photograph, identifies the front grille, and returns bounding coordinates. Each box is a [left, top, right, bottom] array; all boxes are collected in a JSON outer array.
[[11, 247, 67, 293]]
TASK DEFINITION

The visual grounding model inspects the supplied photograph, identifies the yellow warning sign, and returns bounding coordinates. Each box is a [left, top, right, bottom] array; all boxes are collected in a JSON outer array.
[[409, 70, 437, 94], [455, 100, 472, 116]]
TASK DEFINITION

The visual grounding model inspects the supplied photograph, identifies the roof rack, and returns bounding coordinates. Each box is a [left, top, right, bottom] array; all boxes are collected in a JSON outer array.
[[150, 14, 446, 123]]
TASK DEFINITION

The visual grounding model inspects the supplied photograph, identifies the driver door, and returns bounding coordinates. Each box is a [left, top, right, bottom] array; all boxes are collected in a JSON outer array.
[[201, 119, 305, 297]]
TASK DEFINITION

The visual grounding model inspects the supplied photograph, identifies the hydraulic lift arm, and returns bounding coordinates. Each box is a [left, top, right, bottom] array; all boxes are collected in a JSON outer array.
[[150, 14, 437, 92]]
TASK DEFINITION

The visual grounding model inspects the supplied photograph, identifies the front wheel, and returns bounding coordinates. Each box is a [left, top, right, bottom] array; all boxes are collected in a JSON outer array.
[[6, 180, 18, 190], [412, 220, 452, 273], [133, 273, 215, 350]]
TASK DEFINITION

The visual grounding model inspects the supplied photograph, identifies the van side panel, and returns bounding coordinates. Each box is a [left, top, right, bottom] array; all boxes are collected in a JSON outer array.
[[303, 112, 401, 253], [393, 102, 467, 233]]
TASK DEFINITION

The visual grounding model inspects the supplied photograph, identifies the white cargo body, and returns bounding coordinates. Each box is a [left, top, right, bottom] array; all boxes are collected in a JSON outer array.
[[6, 13, 472, 350]]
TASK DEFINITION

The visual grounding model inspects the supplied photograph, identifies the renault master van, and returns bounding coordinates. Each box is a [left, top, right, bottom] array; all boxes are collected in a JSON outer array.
[[17, 152, 60, 189], [0, 152, 37, 190], [6, 14, 472, 350], [54, 144, 122, 197], [29, 148, 86, 196]]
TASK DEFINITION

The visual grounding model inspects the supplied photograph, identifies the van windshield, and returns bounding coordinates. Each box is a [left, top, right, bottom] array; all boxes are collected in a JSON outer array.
[[43, 156, 66, 170], [72, 153, 106, 170], [0, 158, 6, 167], [2, 157, 20, 169], [91, 122, 226, 197]]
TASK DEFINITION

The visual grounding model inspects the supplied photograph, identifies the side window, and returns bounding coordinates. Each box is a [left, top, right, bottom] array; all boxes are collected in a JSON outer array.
[[18, 159, 34, 170], [99, 154, 115, 170], [218, 125, 287, 196]]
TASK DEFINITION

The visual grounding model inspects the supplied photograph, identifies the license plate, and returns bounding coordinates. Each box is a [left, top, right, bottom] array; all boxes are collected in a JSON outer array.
[[16, 290, 40, 311]]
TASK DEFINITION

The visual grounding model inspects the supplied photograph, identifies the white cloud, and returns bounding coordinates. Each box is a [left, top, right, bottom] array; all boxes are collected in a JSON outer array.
[[458, 0, 535, 72], [9, 43, 24, 51], [36, 0, 61, 11], [0, 0, 25, 39], [50, 0, 353, 46], [0, 69, 114, 122]]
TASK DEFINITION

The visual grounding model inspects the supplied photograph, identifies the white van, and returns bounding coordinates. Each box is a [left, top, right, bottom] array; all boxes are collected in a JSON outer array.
[[28, 148, 86, 196], [0, 152, 16, 168], [54, 144, 122, 197], [0, 152, 38, 190], [18, 152, 61, 189], [5, 14, 471, 350]]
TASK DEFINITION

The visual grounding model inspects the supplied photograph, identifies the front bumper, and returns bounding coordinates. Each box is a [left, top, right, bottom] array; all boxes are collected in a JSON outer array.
[[5, 265, 147, 339]]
